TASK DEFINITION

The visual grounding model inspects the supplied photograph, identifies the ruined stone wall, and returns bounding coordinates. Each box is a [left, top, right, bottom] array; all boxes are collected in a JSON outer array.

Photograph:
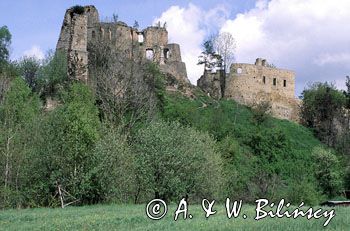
[[225, 60, 299, 121], [197, 70, 222, 99], [56, 6, 91, 82], [56, 5, 189, 85], [197, 58, 301, 121], [227, 63, 295, 100]]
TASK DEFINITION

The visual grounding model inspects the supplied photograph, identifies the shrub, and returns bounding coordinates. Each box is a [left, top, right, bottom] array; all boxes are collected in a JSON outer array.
[[132, 120, 223, 203], [312, 147, 344, 197], [92, 127, 136, 203], [71, 5, 85, 15], [23, 83, 100, 206]]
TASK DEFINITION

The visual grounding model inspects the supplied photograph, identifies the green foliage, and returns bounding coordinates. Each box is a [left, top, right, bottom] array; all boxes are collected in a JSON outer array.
[[301, 82, 346, 146], [197, 39, 217, 69], [71, 5, 85, 15], [36, 50, 68, 98], [145, 63, 166, 113], [346, 76, 350, 109], [133, 20, 139, 29], [162, 92, 335, 203], [23, 83, 100, 206], [312, 147, 344, 197], [132, 120, 222, 202], [17, 56, 41, 91], [251, 101, 271, 125], [0, 25, 11, 66], [92, 127, 136, 203], [0, 77, 40, 208], [0, 77, 39, 124], [217, 137, 254, 200]]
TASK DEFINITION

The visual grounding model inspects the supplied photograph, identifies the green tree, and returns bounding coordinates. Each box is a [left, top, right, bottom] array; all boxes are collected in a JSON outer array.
[[251, 101, 272, 125], [312, 147, 343, 197], [198, 33, 236, 98], [301, 82, 346, 146], [197, 38, 218, 71], [247, 128, 290, 198], [88, 41, 164, 129], [18, 56, 41, 91], [132, 120, 222, 203], [0, 26, 11, 66], [24, 83, 100, 206], [133, 20, 139, 29], [218, 137, 254, 201], [0, 77, 40, 208], [345, 76, 350, 109], [92, 127, 135, 203], [36, 50, 68, 98]]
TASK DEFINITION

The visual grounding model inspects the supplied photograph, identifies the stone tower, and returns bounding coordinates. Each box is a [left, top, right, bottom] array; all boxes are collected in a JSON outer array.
[[56, 5, 189, 85]]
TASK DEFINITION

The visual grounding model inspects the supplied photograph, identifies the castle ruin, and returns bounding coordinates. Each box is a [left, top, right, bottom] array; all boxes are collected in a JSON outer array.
[[56, 6, 300, 122], [198, 58, 300, 121], [56, 5, 190, 86]]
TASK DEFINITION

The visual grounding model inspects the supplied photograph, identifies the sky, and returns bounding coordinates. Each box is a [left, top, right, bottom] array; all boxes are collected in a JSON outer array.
[[1, 0, 349, 96]]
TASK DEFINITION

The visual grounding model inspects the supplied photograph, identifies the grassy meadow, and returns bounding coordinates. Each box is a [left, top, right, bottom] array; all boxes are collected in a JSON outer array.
[[0, 204, 349, 231]]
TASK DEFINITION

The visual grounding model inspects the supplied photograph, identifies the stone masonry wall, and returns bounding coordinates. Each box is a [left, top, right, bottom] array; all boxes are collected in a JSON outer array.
[[56, 5, 189, 85], [198, 58, 301, 122]]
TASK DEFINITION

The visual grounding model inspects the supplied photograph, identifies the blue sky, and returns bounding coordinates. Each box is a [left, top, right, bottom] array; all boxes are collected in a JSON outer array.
[[1, 0, 350, 95], [0, 0, 254, 59]]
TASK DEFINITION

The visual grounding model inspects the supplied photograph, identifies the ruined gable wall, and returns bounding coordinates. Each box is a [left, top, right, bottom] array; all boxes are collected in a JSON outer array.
[[224, 62, 299, 121], [226, 63, 295, 102]]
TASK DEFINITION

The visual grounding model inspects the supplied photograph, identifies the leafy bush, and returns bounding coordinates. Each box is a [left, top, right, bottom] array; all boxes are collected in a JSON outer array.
[[92, 127, 136, 203], [0, 25, 11, 66], [23, 83, 100, 206], [36, 50, 68, 98], [132, 120, 223, 203], [162, 93, 336, 204], [71, 5, 85, 15], [0, 77, 40, 208], [312, 147, 344, 197]]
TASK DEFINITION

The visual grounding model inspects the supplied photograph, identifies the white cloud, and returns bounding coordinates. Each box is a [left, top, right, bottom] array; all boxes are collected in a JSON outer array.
[[153, 4, 229, 84], [219, 0, 350, 94], [314, 53, 350, 66], [156, 1, 350, 93], [23, 45, 44, 60]]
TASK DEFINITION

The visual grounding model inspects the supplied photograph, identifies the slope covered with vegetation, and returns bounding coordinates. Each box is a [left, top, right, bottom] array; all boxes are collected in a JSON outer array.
[[0, 25, 347, 210], [162, 91, 344, 204]]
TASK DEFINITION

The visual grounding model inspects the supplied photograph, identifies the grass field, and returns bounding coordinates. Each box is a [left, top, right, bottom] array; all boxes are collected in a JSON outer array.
[[0, 204, 349, 230]]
